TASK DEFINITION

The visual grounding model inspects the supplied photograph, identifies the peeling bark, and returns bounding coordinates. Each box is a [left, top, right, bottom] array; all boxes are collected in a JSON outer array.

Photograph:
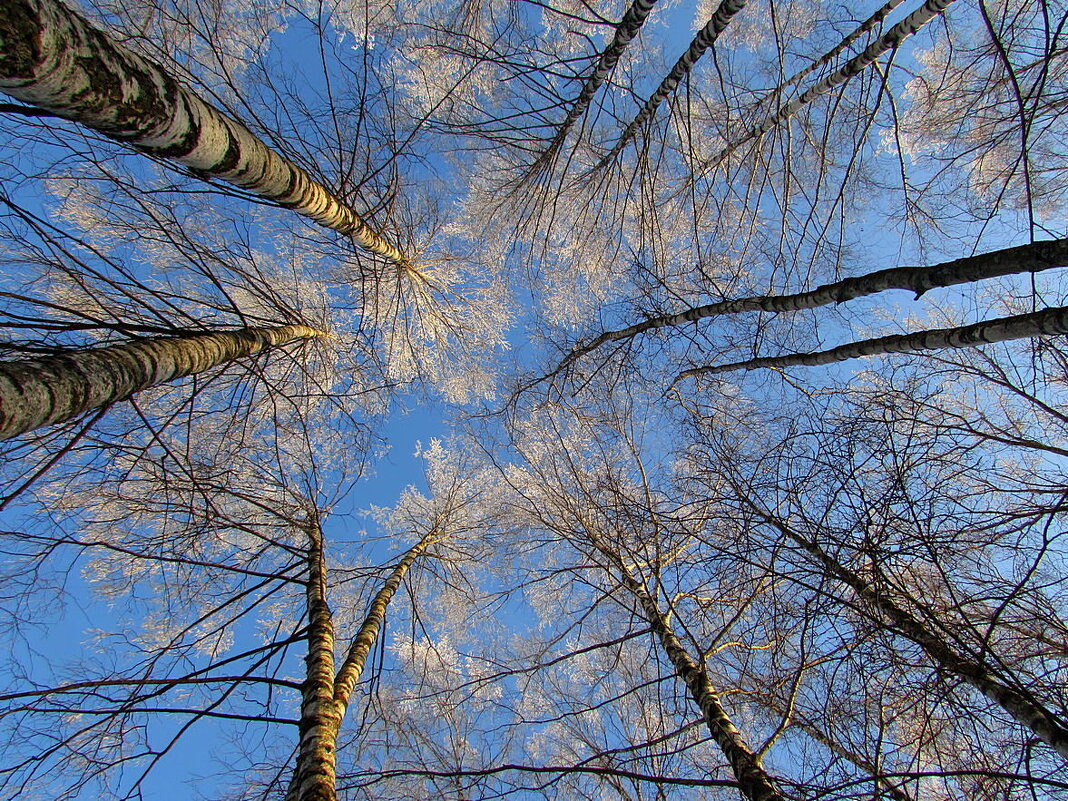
[[0, 0, 413, 270], [0, 324, 323, 440], [678, 306, 1068, 378]]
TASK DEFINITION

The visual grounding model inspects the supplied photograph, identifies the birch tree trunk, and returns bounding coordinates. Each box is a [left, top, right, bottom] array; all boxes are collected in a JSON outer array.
[[0, 324, 323, 440], [332, 528, 440, 722], [594, 542, 785, 801], [0, 0, 413, 270], [534, 0, 660, 170], [599, 0, 747, 167], [678, 306, 1068, 379], [757, 512, 1068, 762], [568, 238, 1068, 364], [711, 0, 956, 167], [771, 0, 907, 96], [288, 518, 341, 801], [288, 527, 438, 800]]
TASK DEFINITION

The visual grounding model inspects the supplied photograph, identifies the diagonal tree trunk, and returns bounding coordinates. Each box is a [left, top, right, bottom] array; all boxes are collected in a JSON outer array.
[[597, 0, 747, 168], [710, 0, 956, 168], [750, 509, 1068, 762], [287, 526, 439, 800], [592, 539, 786, 801], [532, 0, 660, 173], [770, 0, 908, 97], [0, 324, 324, 440], [567, 238, 1068, 365], [678, 305, 1068, 379], [332, 527, 441, 721], [0, 0, 413, 270]]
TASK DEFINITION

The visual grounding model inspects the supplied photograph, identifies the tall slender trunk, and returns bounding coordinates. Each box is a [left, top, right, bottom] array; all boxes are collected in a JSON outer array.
[[771, 0, 907, 96], [287, 527, 439, 800], [332, 529, 440, 720], [568, 238, 1068, 365], [677, 305, 1068, 379], [755, 511, 1068, 762], [0, 324, 323, 440], [0, 0, 413, 270], [711, 0, 956, 168], [288, 519, 340, 801], [598, 0, 746, 168], [593, 541, 786, 801], [535, 0, 659, 170]]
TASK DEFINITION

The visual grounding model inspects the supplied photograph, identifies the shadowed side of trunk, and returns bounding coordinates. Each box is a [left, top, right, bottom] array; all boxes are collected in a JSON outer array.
[[0, 324, 324, 440]]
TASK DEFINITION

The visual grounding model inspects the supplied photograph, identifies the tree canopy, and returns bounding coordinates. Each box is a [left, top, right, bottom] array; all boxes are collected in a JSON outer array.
[[0, 0, 1066, 799]]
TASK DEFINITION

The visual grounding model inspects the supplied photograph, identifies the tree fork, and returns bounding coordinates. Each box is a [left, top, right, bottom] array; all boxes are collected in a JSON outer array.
[[0, 324, 324, 440], [286, 526, 439, 799], [0, 0, 414, 270]]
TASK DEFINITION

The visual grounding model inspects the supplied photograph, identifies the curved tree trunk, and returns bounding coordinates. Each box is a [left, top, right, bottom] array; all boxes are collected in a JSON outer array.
[[679, 306, 1068, 378], [567, 238, 1068, 365], [0, 324, 324, 440], [0, 0, 413, 270]]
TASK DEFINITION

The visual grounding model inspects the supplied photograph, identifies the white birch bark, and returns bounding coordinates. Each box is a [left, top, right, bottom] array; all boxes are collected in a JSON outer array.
[[568, 238, 1068, 364], [678, 306, 1068, 379], [0, 324, 324, 440], [594, 541, 785, 801], [759, 514, 1068, 763], [598, 0, 747, 167], [287, 526, 438, 800], [535, 0, 660, 170], [773, 0, 907, 95], [0, 0, 413, 270], [711, 0, 956, 167], [332, 529, 439, 720], [287, 519, 340, 801]]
